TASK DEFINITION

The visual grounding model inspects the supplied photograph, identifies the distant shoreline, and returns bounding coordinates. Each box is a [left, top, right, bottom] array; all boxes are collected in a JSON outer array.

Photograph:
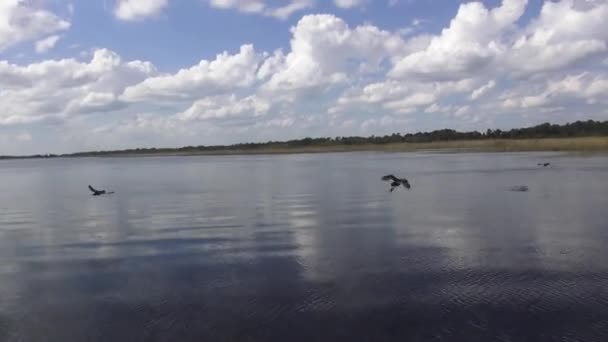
[[5, 120, 608, 159], [3, 137, 608, 160]]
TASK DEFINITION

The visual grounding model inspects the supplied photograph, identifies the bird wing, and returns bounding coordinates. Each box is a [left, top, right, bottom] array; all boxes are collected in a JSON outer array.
[[88, 185, 99, 193], [381, 174, 398, 182]]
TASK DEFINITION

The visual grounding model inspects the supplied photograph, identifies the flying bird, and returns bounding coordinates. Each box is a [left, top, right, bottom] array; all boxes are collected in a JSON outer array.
[[88, 185, 114, 196], [381, 174, 411, 192], [537, 163, 551, 167]]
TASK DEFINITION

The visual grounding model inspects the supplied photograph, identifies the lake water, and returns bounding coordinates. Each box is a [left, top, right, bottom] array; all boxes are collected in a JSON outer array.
[[1, 152, 608, 341]]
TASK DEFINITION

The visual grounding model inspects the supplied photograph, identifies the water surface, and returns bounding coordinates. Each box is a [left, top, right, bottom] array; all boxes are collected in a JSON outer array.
[[1, 152, 607, 341]]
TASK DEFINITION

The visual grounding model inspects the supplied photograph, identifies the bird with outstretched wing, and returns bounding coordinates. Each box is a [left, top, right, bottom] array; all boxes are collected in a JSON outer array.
[[381, 174, 411, 192], [88, 185, 113, 196]]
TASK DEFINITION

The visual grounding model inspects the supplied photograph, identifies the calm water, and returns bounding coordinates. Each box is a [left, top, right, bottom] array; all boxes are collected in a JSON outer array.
[[1, 152, 608, 341]]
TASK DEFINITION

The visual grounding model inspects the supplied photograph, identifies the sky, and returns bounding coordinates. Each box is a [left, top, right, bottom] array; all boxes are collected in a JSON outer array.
[[1, 0, 607, 155]]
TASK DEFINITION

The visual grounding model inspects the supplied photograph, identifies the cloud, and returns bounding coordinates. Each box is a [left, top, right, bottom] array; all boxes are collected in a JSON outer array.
[[505, 0, 608, 74], [470, 80, 496, 100], [390, 0, 528, 80], [390, 0, 608, 80], [206, 0, 314, 20], [35, 35, 61, 54], [501, 72, 608, 109], [0, 49, 155, 125], [262, 14, 407, 93], [454, 105, 471, 117], [424, 103, 453, 114], [114, 0, 169, 21], [0, 0, 70, 52], [330, 78, 475, 114], [66, 92, 125, 114], [267, 1, 315, 20], [121, 45, 263, 103], [334, 0, 368, 9], [384, 93, 437, 114], [177, 94, 271, 123]]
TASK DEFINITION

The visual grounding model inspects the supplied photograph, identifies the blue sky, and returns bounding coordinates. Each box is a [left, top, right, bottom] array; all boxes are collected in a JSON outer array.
[[1, 0, 607, 155]]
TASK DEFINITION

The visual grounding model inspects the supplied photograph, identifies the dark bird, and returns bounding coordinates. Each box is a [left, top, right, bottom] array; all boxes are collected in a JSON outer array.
[[381, 174, 411, 192], [537, 163, 551, 167], [509, 185, 529, 192], [88, 185, 114, 196]]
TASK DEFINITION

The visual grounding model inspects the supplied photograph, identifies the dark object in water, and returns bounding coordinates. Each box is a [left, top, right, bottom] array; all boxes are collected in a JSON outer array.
[[88, 185, 114, 196], [538, 163, 551, 167], [381, 174, 411, 192], [510, 185, 529, 192]]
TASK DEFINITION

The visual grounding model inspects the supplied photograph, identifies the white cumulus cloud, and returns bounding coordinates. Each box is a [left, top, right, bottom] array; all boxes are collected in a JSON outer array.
[[0, 49, 156, 125], [390, 0, 528, 80], [121, 45, 263, 103], [0, 0, 70, 52], [114, 0, 169, 21], [262, 14, 407, 93], [506, 0, 608, 74]]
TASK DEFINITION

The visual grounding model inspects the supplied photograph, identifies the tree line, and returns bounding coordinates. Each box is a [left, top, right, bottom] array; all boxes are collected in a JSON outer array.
[[2, 120, 608, 159]]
